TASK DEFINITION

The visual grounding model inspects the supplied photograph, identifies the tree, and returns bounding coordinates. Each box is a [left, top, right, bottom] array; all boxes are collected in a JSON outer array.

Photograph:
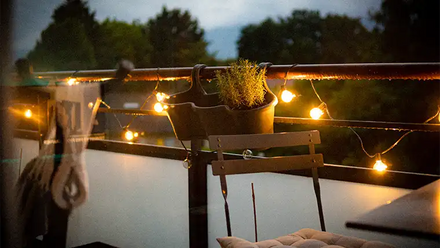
[[28, 18, 96, 71], [94, 19, 151, 69], [371, 0, 440, 62], [147, 6, 214, 67], [237, 10, 380, 64], [321, 15, 381, 63], [238, 18, 286, 64], [28, 0, 98, 71], [51, 0, 99, 45]]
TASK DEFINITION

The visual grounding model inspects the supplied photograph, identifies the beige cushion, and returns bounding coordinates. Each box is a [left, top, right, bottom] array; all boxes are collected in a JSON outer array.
[[217, 228, 395, 248]]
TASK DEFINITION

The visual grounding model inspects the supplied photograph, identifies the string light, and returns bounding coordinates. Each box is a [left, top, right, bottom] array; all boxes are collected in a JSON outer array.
[[280, 86, 296, 103], [100, 68, 171, 143], [24, 109, 32, 118], [309, 80, 440, 171], [124, 130, 134, 141], [67, 78, 77, 86], [154, 102, 164, 113], [280, 65, 297, 103], [373, 153, 387, 172], [310, 102, 326, 120], [156, 92, 169, 102]]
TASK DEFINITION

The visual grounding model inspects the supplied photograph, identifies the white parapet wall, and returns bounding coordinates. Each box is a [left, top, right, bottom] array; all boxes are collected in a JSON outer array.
[[13, 138, 439, 248]]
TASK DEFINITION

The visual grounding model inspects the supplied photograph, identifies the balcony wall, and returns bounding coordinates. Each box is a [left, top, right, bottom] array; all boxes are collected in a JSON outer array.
[[13, 138, 439, 248]]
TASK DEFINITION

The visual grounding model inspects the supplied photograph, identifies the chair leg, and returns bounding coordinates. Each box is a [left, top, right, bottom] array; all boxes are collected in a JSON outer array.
[[312, 168, 326, 232], [220, 175, 232, 236]]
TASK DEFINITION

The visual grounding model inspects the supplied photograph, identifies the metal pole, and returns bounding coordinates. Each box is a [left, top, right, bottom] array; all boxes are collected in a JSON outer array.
[[95, 109, 440, 132], [34, 63, 440, 82], [189, 138, 208, 248]]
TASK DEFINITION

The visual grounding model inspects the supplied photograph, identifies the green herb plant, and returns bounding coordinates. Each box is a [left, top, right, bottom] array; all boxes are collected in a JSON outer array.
[[215, 59, 267, 110]]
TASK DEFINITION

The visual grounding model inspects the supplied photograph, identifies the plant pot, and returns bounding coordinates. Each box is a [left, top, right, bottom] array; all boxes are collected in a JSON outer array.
[[164, 63, 278, 140], [164, 65, 220, 140], [196, 91, 277, 136]]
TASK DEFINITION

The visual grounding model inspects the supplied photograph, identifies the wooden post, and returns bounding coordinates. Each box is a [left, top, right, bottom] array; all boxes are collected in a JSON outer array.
[[189, 138, 208, 248]]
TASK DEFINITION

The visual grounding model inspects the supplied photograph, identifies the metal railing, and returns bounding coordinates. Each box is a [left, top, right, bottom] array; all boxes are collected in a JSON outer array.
[[34, 62, 440, 81], [30, 63, 440, 132]]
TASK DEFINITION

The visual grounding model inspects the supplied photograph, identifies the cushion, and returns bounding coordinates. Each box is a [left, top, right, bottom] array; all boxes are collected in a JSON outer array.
[[217, 228, 395, 248]]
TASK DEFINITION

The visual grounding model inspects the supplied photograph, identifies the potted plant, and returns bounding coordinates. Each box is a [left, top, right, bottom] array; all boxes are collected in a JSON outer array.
[[195, 59, 278, 136], [164, 60, 278, 140]]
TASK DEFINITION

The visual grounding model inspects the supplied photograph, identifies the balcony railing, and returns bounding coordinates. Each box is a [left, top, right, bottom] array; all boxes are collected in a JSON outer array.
[[10, 62, 440, 247]]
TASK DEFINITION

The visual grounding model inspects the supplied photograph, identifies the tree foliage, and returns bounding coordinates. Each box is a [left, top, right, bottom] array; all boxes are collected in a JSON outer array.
[[28, 18, 96, 71], [94, 19, 151, 69], [371, 0, 440, 62], [147, 6, 214, 67], [238, 10, 380, 64], [27, 2, 214, 70]]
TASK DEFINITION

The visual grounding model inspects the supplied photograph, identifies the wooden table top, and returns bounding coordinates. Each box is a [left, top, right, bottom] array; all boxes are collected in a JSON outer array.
[[346, 179, 440, 240]]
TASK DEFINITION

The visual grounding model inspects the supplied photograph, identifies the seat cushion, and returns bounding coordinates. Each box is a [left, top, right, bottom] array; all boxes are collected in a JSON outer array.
[[217, 228, 395, 248]]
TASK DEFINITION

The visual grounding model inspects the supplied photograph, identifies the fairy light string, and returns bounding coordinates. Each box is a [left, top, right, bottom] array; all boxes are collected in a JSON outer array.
[[309, 79, 440, 169], [61, 69, 439, 171], [280, 65, 297, 103]]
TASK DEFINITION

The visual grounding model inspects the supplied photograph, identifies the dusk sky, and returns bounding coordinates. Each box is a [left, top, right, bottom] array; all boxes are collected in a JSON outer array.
[[12, 0, 381, 60]]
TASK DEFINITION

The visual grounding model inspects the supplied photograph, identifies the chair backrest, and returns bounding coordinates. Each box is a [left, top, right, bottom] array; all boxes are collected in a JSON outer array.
[[209, 130, 327, 236], [208, 130, 324, 176]]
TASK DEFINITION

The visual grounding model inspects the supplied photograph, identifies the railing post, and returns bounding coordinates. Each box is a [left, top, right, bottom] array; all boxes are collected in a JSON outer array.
[[189, 138, 208, 248]]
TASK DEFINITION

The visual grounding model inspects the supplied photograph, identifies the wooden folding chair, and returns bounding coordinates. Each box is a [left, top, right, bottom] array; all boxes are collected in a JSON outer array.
[[209, 130, 326, 237]]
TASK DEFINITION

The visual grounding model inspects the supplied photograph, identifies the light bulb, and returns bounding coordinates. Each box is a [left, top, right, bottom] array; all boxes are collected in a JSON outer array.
[[373, 154, 387, 172], [154, 102, 164, 113], [88, 102, 94, 109], [310, 102, 326, 120], [67, 78, 77, 86], [134, 132, 139, 138], [310, 108, 324, 120], [281, 89, 296, 103], [24, 109, 32, 118], [156, 92, 169, 102], [124, 130, 134, 141]]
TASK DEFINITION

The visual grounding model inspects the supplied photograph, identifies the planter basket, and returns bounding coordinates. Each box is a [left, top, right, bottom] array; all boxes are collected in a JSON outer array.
[[164, 63, 278, 140]]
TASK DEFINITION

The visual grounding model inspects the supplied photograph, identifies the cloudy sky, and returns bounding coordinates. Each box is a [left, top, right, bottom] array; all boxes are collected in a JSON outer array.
[[13, 0, 381, 60]]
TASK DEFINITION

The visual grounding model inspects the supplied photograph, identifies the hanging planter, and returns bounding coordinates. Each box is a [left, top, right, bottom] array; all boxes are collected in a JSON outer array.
[[164, 61, 278, 140], [196, 60, 278, 136], [163, 64, 219, 140]]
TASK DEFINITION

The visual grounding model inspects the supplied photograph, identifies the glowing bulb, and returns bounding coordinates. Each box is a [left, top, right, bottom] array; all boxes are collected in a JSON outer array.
[[310, 108, 324, 120], [154, 102, 164, 113], [310, 102, 326, 120], [67, 78, 77, 86], [24, 109, 32, 118], [88, 102, 94, 109], [373, 154, 387, 172], [281, 90, 296, 103], [374, 160, 387, 172], [156, 92, 169, 102], [134, 132, 139, 138], [124, 130, 134, 141]]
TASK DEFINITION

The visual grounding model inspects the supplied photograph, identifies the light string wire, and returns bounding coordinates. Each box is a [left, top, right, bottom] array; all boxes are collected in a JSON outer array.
[[98, 68, 161, 130], [309, 80, 440, 158], [94, 71, 192, 161], [283, 64, 296, 87], [124, 68, 161, 129]]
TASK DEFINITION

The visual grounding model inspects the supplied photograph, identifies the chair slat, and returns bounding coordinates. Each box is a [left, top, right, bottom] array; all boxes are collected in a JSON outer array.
[[209, 131, 320, 150], [211, 154, 323, 175]]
